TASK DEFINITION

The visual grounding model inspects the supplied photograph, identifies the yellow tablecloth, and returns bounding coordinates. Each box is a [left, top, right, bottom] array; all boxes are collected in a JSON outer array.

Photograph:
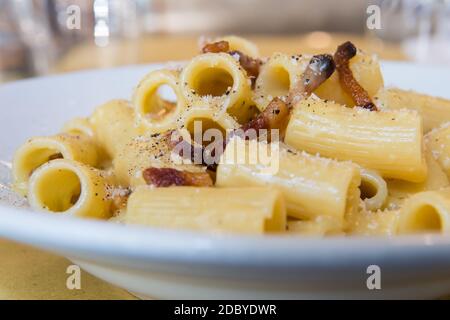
[[0, 34, 408, 300], [0, 239, 135, 299]]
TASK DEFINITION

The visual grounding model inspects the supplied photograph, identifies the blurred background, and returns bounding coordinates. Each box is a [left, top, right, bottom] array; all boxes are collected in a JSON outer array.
[[0, 0, 449, 83]]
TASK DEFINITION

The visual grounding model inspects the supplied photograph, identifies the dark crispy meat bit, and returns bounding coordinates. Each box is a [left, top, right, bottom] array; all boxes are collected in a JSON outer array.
[[143, 167, 213, 187], [287, 54, 335, 106], [239, 112, 269, 134], [48, 153, 63, 161], [201, 40, 262, 80], [238, 97, 290, 140], [229, 50, 262, 79], [183, 170, 214, 187], [334, 41, 377, 111], [202, 40, 230, 53], [241, 55, 334, 142]]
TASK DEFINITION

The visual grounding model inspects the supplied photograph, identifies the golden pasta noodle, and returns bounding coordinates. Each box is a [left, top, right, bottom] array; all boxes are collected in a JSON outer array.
[[397, 188, 450, 234], [133, 69, 187, 134], [179, 53, 254, 123], [180, 102, 239, 146], [386, 150, 449, 209], [62, 117, 95, 137], [315, 50, 383, 107], [62, 117, 109, 165], [346, 202, 400, 236], [359, 169, 388, 211], [375, 88, 450, 133], [28, 159, 112, 219], [253, 52, 310, 111], [124, 186, 286, 234], [285, 97, 427, 182], [216, 137, 361, 226], [287, 216, 342, 236], [113, 131, 205, 188], [12, 133, 98, 196], [90, 99, 140, 158]]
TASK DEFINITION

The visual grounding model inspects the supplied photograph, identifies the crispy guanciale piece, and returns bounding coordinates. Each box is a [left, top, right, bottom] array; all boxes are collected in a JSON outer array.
[[48, 153, 63, 161], [239, 97, 290, 138], [334, 41, 377, 111], [201, 40, 230, 53], [229, 50, 261, 79], [201, 41, 262, 79], [168, 55, 333, 171], [143, 167, 213, 187], [239, 54, 336, 141], [287, 54, 336, 106]]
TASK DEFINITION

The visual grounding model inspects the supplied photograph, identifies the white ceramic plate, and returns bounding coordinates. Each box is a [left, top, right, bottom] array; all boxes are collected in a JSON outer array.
[[1, 62, 450, 300]]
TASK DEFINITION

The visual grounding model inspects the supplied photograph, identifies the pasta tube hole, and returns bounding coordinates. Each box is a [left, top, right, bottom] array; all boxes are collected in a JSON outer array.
[[263, 66, 290, 98], [190, 68, 234, 97], [359, 170, 387, 211], [34, 168, 81, 212], [360, 178, 378, 200], [186, 117, 226, 147], [142, 84, 178, 120], [403, 205, 442, 233]]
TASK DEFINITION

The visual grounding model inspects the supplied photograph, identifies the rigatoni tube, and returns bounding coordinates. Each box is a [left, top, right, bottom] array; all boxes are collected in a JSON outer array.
[[397, 189, 450, 234], [12, 133, 98, 196], [386, 150, 449, 209], [375, 88, 450, 133], [133, 69, 187, 134], [253, 53, 310, 111], [285, 98, 427, 182], [28, 159, 112, 219], [216, 137, 361, 225], [346, 206, 400, 236], [90, 99, 140, 158], [179, 53, 253, 124], [359, 169, 388, 211], [124, 186, 286, 234]]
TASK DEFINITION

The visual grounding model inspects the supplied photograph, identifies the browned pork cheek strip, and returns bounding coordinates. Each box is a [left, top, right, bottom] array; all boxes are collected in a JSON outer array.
[[201, 41, 262, 79], [334, 41, 377, 111], [169, 54, 335, 172], [202, 40, 230, 53], [240, 54, 336, 140], [143, 167, 213, 187], [229, 50, 261, 79], [239, 98, 289, 137], [287, 54, 335, 106]]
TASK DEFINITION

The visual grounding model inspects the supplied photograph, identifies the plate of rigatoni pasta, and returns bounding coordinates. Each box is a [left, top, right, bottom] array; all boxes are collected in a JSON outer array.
[[1, 36, 450, 299]]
